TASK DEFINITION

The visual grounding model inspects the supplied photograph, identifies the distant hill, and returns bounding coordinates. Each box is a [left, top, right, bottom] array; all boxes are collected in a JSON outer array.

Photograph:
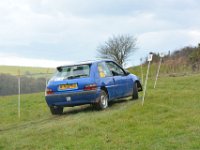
[[0, 65, 55, 76], [154, 44, 200, 72], [129, 44, 200, 77], [0, 66, 55, 96]]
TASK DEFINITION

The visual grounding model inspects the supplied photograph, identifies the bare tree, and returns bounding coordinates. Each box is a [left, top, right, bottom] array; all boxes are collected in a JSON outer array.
[[97, 35, 137, 66]]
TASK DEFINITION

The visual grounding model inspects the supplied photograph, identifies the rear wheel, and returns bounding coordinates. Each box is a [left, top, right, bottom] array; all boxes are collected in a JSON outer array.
[[132, 82, 139, 100], [96, 90, 108, 110], [50, 106, 63, 115]]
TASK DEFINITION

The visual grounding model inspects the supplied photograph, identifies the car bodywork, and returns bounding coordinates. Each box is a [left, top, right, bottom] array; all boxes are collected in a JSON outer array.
[[45, 60, 142, 110]]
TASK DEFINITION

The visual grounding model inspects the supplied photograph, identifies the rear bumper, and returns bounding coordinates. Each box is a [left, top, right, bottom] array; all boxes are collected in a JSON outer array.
[[45, 89, 100, 107]]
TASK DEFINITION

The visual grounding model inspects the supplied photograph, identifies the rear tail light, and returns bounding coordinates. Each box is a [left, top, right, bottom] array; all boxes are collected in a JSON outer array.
[[45, 88, 54, 95], [84, 84, 97, 91]]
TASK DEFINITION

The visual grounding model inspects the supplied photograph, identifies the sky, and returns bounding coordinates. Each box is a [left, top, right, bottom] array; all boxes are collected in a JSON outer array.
[[0, 0, 200, 68]]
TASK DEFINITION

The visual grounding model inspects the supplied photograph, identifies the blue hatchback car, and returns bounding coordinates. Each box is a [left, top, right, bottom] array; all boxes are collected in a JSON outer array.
[[45, 60, 142, 115]]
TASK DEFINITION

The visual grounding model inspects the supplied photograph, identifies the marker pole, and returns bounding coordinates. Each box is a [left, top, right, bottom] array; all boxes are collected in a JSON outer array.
[[154, 53, 164, 89], [46, 68, 49, 87], [142, 53, 153, 106], [18, 69, 21, 119], [154, 57, 162, 89], [140, 58, 144, 85]]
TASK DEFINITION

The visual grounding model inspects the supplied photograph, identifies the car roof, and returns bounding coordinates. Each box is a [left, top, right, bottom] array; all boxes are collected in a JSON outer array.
[[57, 59, 113, 68]]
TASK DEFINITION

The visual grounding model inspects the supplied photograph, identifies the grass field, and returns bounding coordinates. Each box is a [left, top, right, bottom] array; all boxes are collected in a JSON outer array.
[[0, 74, 200, 150], [0, 65, 55, 76]]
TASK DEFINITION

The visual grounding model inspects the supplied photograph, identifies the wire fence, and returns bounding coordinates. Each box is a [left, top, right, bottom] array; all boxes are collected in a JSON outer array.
[[0, 70, 54, 95], [0, 69, 54, 118], [1, 61, 200, 118]]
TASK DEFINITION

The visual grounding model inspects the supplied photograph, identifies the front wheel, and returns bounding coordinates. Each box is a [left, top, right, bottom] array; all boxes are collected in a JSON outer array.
[[132, 82, 139, 100], [96, 90, 108, 110], [50, 106, 63, 115]]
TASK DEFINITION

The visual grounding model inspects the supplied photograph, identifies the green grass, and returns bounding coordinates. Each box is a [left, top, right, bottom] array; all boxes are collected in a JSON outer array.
[[0, 65, 55, 76], [0, 75, 200, 149]]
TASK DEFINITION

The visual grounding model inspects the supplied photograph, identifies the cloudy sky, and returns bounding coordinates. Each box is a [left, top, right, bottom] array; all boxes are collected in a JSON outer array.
[[0, 0, 200, 67]]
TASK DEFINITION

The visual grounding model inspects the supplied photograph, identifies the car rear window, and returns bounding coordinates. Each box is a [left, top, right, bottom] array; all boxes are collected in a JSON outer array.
[[54, 64, 90, 79]]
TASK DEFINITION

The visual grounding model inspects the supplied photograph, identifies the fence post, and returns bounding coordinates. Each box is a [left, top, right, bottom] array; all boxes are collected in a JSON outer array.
[[18, 69, 21, 119]]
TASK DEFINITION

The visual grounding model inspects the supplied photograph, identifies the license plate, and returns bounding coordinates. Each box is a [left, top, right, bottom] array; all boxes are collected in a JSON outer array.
[[59, 84, 77, 90]]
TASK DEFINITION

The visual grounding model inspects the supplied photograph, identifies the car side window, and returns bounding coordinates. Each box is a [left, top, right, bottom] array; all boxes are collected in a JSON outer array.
[[97, 62, 113, 78], [106, 62, 125, 76]]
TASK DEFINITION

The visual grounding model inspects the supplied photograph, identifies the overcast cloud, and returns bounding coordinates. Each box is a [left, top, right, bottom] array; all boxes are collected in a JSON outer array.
[[0, 0, 200, 67]]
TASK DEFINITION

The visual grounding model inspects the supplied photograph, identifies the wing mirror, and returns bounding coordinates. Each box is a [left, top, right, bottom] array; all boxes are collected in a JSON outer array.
[[125, 70, 130, 75]]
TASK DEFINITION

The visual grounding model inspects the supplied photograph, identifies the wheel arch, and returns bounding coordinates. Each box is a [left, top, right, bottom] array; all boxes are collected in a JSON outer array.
[[135, 80, 143, 91], [100, 86, 109, 100]]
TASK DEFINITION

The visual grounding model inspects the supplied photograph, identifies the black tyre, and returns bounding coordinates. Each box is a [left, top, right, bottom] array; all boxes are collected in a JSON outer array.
[[50, 106, 63, 115], [96, 90, 108, 110], [132, 82, 139, 100]]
